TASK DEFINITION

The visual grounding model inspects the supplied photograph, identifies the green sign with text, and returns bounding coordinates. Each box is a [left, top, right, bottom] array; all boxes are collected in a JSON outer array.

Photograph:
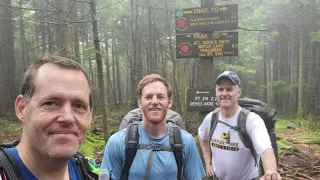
[[176, 32, 238, 58], [176, 4, 238, 34]]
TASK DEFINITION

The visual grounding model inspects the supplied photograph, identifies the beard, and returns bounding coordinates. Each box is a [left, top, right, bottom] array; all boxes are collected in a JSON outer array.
[[143, 110, 167, 124], [27, 130, 85, 160]]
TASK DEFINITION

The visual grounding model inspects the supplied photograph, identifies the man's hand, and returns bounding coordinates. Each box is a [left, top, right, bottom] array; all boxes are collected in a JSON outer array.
[[260, 171, 282, 180], [205, 163, 214, 177]]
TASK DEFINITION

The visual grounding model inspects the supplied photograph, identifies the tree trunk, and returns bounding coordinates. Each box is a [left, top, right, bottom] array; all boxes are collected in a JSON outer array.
[[297, 16, 304, 120], [47, 2, 53, 52], [147, 0, 154, 73], [56, 0, 72, 57], [290, 22, 297, 115], [0, 0, 16, 116], [19, 0, 27, 72], [129, 0, 139, 109], [263, 36, 267, 102], [315, 44, 320, 110], [104, 35, 114, 105], [304, 42, 315, 115], [199, 0, 215, 120], [111, 29, 118, 106], [90, 0, 109, 142], [70, 4, 81, 63], [115, 39, 123, 106], [165, 0, 182, 114]]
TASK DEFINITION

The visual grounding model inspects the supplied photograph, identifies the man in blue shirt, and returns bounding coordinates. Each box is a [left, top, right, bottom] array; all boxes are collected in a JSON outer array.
[[101, 74, 205, 180], [1, 54, 94, 180]]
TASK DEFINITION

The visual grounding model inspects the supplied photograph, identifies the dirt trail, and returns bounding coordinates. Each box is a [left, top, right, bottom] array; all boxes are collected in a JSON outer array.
[[277, 128, 320, 180]]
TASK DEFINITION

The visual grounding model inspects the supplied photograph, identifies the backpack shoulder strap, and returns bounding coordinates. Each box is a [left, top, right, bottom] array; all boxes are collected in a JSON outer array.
[[237, 108, 258, 166], [208, 109, 219, 165], [168, 121, 184, 180], [0, 142, 23, 180], [209, 109, 220, 139], [0, 148, 18, 180], [71, 152, 98, 180], [120, 121, 140, 180]]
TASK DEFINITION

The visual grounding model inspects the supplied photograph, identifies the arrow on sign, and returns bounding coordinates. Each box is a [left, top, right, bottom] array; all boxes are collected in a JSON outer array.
[[196, 91, 209, 94], [184, 10, 193, 14], [220, 7, 228, 11]]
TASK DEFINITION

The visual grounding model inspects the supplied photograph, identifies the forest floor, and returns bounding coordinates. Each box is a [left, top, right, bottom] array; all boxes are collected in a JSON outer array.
[[275, 119, 320, 180], [1, 114, 320, 179]]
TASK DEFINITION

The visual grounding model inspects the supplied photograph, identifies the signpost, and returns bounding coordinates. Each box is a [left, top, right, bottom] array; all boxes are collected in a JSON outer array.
[[176, 4, 238, 34], [176, 2, 238, 113], [176, 32, 238, 58], [186, 88, 216, 112]]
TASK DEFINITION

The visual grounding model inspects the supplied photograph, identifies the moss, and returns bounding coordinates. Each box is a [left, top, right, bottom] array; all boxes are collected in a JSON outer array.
[[79, 128, 105, 157], [275, 119, 296, 131], [293, 130, 320, 138], [307, 139, 320, 145], [277, 138, 294, 158]]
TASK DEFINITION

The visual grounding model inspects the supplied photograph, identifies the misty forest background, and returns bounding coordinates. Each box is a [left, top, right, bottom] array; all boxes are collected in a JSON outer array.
[[0, 0, 320, 140]]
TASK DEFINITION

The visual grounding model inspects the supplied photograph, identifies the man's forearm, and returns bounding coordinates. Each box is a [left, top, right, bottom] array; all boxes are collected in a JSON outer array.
[[198, 136, 211, 166], [261, 148, 277, 172]]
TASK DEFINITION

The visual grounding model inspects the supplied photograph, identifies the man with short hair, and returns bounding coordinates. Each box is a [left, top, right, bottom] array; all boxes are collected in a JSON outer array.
[[101, 74, 205, 180], [198, 71, 282, 180], [0, 54, 96, 180]]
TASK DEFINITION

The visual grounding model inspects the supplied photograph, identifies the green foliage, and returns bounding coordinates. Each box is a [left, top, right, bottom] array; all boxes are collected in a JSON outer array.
[[277, 138, 294, 158], [275, 119, 296, 131], [279, 83, 298, 93], [293, 129, 320, 139], [310, 32, 320, 42], [79, 129, 105, 157]]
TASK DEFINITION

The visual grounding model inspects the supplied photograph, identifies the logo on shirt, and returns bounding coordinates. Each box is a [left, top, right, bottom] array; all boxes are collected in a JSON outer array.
[[211, 131, 239, 151]]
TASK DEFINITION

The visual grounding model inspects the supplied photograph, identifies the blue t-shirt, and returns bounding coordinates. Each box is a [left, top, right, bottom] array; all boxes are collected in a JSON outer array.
[[101, 122, 206, 180], [5, 148, 81, 180]]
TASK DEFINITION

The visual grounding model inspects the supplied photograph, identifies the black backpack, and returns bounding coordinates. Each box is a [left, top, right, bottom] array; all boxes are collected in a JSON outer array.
[[0, 141, 98, 180], [119, 108, 185, 180], [209, 97, 278, 171]]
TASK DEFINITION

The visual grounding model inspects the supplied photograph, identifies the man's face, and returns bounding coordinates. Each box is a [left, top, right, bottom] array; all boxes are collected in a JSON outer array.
[[216, 79, 241, 109], [138, 81, 172, 124], [15, 63, 92, 160]]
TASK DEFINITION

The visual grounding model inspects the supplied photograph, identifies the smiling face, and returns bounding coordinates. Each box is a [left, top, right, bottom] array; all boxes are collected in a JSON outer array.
[[216, 79, 241, 110], [15, 63, 92, 160], [138, 81, 172, 124]]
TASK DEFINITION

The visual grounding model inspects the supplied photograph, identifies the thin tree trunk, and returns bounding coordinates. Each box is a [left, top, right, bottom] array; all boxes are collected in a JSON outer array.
[[0, 0, 15, 116], [90, 0, 109, 142], [115, 40, 123, 106], [263, 36, 267, 102], [165, 0, 182, 114], [290, 22, 297, 115], [305, 42, 315, 115], [147, 0, 153, 73], [111, 29, 118, 106], [47, 2, 53, 52], [104, 35, 114, 104], [56, 0, 72, 57], [315, 44, 320, 109], [297, 16, 304, 120], [19, 0, 27, 71], [130, 0, 139, 109]]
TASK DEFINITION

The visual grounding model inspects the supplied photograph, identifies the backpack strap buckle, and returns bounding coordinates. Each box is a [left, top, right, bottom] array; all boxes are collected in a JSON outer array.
[[138, 144, 173, 151], [173, 144, 182, 152]]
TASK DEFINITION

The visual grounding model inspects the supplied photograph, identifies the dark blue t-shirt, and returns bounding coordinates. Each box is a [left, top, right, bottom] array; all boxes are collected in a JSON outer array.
[[5, 148, 81, 180]]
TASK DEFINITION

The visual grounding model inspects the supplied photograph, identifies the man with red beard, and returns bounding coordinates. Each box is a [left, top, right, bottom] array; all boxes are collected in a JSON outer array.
[[198, 71, 281, 180], [1, 54, 95, 180], [101, 74, 205, 180]]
